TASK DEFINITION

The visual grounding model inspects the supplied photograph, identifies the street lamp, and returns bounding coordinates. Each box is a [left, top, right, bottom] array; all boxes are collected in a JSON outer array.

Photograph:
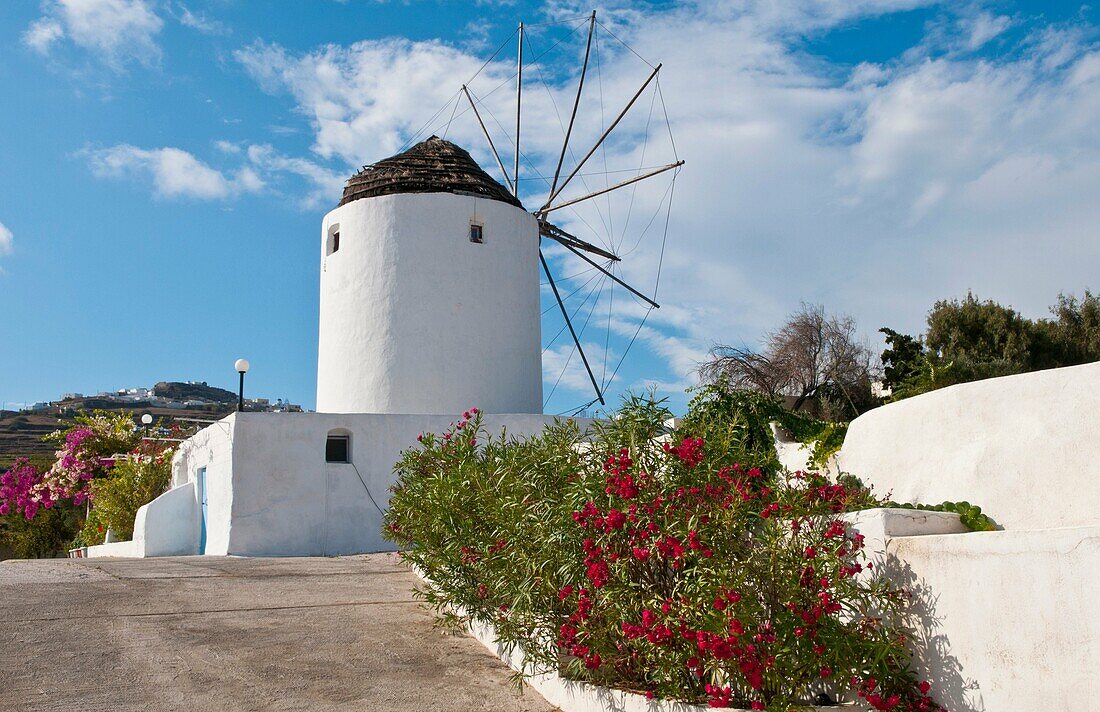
[[140, 413, 153, 426], [235, 358, 250, 412]]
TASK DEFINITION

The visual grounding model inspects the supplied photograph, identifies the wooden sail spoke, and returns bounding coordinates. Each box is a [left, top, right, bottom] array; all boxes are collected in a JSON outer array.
[[539, 160, 684, 216], [548, 11, 597, 199], [546, 235, 660, 310], [539, 221, 619, 262], [540, 63, 662, 211], [462, 85, 514, 193], [540, 250, 605, 405]]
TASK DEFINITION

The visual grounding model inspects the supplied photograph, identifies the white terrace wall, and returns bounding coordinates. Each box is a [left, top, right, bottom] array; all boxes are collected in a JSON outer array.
[[837, 363, 1100, 711], [838, 361, 1100, 530], [883, 524, 1100, 711], [155, 412, 588, 558]]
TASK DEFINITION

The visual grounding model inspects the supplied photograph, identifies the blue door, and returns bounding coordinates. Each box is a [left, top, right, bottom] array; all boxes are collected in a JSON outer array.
[[197, 467, 208, 554]]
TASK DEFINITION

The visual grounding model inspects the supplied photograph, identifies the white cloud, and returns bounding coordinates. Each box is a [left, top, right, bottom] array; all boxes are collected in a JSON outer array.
[[961, 12, 1012, 50], [174, 2, 228, 35], [214, 140, 242, 154], [245, 144, 346, 208], [83, 142, 346, 207], [237, 2, 1100, 405], [23, 0, 163, 68], [85, 145, 263, 200], [0, 222, 13, 257], [23, 18, 64, 53], [235, 38, 508, 165], [542, 341, 620, 401]]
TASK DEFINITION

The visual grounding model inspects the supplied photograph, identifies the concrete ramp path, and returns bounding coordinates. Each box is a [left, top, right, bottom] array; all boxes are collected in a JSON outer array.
[[0, 553, 557, 711]]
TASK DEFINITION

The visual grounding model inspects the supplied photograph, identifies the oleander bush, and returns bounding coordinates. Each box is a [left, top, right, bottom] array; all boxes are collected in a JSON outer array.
[[384, 388, 948, 711]]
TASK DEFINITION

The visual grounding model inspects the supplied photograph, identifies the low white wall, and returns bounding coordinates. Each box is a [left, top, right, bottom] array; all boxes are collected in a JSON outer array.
[[223, 412, 588, 557], [133, 481, 198, 557], [881, 525, 1100, 712], [86, 540, 137, 558], [838, 362, 1100, 530]]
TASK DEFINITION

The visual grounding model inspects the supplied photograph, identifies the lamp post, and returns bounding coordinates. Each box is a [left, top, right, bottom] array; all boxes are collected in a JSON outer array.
[[235, 358, 250, 412]]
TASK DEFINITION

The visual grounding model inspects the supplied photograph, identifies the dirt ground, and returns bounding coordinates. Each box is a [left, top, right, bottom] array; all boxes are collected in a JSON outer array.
[[0, 554, 556, 711]]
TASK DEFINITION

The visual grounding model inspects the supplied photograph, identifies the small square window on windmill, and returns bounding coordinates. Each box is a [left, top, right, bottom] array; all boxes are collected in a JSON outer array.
[[469, 223, 484, 244]]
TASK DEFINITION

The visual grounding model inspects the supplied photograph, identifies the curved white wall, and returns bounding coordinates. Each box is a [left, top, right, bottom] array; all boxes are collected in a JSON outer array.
[[837, 362, 1100, 530], [316, 192, 543, 414]]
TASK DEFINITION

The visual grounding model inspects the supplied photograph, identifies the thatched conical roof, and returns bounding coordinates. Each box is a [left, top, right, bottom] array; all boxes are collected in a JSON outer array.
[[339, 136, 523, 209]]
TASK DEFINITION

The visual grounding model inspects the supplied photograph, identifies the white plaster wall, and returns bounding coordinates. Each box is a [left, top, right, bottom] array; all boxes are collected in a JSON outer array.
[[86, 540, 137, 558], [133, 481, 198, 557], [316, 193, 543, 415], [169, 418, 235, 555], [880, 525, 1100, 711], [837, 362, 1100, 530], [225, 412, 587, 557]]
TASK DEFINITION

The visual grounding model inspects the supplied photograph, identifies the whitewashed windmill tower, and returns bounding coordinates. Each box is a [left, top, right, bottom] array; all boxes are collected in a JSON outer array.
[[317, 138, 543, 414], [317, 12, 680, 415]]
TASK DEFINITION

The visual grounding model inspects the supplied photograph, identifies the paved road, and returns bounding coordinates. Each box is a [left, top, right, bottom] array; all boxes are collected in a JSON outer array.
[[0, 554, 556, 712]]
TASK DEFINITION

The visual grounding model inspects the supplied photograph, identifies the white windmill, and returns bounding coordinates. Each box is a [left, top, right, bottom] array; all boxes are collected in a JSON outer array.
[[316, 11, 681, 416]]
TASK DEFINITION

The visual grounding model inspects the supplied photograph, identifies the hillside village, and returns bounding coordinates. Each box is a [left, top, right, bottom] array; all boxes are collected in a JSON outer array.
[[0, 381, 303, 467]]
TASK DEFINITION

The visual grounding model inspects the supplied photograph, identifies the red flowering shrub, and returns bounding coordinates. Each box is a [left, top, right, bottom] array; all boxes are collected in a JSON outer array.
[[385, 391, 944, 711]]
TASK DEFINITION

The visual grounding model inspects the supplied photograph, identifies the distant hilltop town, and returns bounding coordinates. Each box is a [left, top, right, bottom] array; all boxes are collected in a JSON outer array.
[[18, 381, 303, 416], [1, 382, 304, 467]]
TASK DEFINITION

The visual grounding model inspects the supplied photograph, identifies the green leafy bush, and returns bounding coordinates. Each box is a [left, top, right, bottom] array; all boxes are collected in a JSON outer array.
[[0, 501, 82, 558], [80, 449, 172, 544], [385, 392, 947, 711]]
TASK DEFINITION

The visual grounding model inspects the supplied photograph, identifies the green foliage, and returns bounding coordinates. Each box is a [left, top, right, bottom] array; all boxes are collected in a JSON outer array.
[[385, 393, 950, 711], [0, 502, 82, 558], [882, 290, 1100, 400], [1047, 290, 1100, 364], [879, 328, 925, 394], [681, 385, 847, 469], [82, 453, 172, 542], [881, 500, 997, 532]]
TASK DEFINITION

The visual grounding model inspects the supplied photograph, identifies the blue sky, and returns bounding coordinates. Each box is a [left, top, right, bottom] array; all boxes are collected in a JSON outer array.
[[1, 0, 1097, 416]]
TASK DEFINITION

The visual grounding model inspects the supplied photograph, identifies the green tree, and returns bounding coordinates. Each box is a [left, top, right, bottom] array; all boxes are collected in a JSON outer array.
[[1047, 290, 1100, 364], [881, 290, 1100, 401], [878, 328, 924, 393]]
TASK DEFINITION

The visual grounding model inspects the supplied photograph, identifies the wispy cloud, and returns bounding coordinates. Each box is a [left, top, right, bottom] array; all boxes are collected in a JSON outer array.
[[245, 144, 346, 209], [23, 0, 164, 69], [83, 142, 345, 207], [0, 221, 13, 258], [84, 145, 262, 200], [173, 2, 229, 35], [542, 341, 620, 400]]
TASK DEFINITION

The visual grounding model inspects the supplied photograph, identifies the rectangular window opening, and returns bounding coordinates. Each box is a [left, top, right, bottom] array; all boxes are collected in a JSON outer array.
[[469, 224, 484, 244], [327, 225, 341, 256], [326, 435, 350, 463]]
